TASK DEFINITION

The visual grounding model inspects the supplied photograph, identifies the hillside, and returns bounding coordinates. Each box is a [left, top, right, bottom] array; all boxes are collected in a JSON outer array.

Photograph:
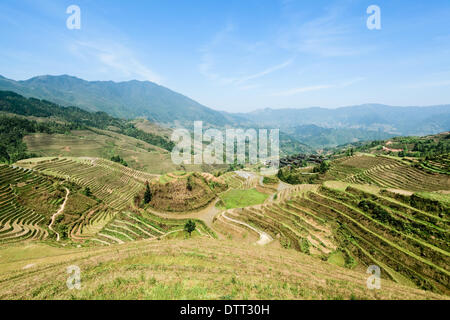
[[288, 124, 394, 149], [0, 75, 232, 127], [0, 238, 445, 300], [233, 105, 450, 136], [332, 133, 450, 176], [2, 75, 449, 149], [0, 91, 223, 173], [1, 158, 216, 246], [0, 89, 449, 300], [0, 150, 447, 299]]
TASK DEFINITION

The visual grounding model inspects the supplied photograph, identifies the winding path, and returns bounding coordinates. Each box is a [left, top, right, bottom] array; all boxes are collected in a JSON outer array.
[[48, 187, 70, 242], [221, 211, 273, 245]]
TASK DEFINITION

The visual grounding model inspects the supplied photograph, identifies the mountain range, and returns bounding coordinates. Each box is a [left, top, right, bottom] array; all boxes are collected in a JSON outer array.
[[1, 74, 449, 148]]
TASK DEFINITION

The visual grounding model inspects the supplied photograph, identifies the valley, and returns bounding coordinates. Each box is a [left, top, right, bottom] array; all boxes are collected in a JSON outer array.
[[0, 84, 449, 301], [0, 147, 449, 299]]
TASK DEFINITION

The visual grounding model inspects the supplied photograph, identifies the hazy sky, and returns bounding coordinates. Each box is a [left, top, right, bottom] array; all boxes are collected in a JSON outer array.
[[0, 0, 449, 112]]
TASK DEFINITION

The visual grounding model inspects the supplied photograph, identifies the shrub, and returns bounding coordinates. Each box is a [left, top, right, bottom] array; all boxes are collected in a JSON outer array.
[[144, 181, 152, 204], [184, 220, 196, 236], [83, 187, 92, 197], [187, 175, 194, 191]]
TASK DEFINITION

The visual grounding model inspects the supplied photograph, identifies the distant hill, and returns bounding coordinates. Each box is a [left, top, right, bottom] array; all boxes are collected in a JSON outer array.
[[287, 124, 393, 149], [0, 75, 232, 127], [0, 90, 175, 163], [232, 104, 450, 136], [1, 74, 449, 149]]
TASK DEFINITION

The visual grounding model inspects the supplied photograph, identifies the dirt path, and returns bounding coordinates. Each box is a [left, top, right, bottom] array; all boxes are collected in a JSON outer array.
[[48, 187, 70, 242], [147, 198, 221, 227], [277, 181, 290, 192], [221, 211, 273, 245], [145, 172, 297, 243]]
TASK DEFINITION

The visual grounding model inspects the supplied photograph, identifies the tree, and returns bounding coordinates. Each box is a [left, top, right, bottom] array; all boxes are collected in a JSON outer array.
[[184, 220, 196, 236], [318, 161, 329, 174], [0, 144, 9, 163], [312, 161, 329, 174], [83, 186, 92, 197], [186, 175, 194, 191], [144, 181, 152, 204]]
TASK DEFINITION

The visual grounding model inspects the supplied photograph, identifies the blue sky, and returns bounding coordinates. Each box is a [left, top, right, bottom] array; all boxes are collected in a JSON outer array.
[[0, 0, 449, 112]]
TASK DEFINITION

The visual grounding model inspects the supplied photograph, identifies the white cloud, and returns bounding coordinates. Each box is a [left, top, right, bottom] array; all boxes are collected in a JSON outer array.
[[68, 40, 162, 83], [403, 80, 450, 89], [234, 59, 294, 84], [276, 5, 374, 57], [271, 77, 364, 96], [271, 84, 333, 96], [199, 24, 293, 87]]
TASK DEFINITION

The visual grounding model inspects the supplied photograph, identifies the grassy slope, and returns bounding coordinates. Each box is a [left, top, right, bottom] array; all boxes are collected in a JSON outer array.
[[219, 189, 269, 209], [0, 238, 445, 300], [23, 129, 224, 174], [24, 129, 177, 174]]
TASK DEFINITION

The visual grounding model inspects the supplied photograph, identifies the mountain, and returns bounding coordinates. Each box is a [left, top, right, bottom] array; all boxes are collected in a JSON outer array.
[[233, 104, 450, 135], [0, 90, 175, 163], [0, 75, 232, 127], [287, 124, 393, 149], [1, 74, 449, 149]]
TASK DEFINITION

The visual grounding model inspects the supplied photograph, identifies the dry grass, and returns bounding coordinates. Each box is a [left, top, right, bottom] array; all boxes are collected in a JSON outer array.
[[0, 238, 446, 300]]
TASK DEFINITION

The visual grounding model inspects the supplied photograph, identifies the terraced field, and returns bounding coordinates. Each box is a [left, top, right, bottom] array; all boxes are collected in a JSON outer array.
[[18, 157, 156, 211], [221, 172, 247, 189], [327, 155, 450, 191], [0, 165, 62, 243], [11, 158, 216, 245], [420, 154, 450, 175], [213, 174, 450, 295], [1, 152, 449, 299]]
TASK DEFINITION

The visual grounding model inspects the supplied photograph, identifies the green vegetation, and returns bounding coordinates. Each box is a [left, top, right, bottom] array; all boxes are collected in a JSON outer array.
[[186, 175, 194, 191], [110, 155, 128, 167], [277, 167, 319, 184], [219, 189, 268, 209], [0, 90, 174, 154], [1, 86, 449, 300], [262, 176, 278, 184], [0, 115, 74, 163], [1, 238, 443, 300], [144, 182, 152, 204], [83, 187, 92, 197], [184, 220, 196, 236], [313, 161, 330, 174]]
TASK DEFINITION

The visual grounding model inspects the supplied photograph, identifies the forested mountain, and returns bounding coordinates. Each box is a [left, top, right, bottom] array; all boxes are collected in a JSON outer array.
[[1, 75, 449, 148], [232, 104, 450, 136], [0, 75, 232, 126], [0, 91, 174, 163], [287, 124, 393, 149]]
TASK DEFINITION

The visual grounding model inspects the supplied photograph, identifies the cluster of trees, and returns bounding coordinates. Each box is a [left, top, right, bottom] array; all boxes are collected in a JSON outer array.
[[83, 187, 92, 197], [277, 167, 317, 184], [0, 116, 75, 163], [110, 155, 128, 167], [277, 160, 329, 184], [312, 161, 330, 174], [120, 124, 174, 151], [262, 176, 278, 184], [0, 91, 175, 160], [412, 139, 450, 158]]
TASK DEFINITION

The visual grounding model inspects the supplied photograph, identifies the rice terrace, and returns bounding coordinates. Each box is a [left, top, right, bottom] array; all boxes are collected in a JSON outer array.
[[0, 0, 449, 308]]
